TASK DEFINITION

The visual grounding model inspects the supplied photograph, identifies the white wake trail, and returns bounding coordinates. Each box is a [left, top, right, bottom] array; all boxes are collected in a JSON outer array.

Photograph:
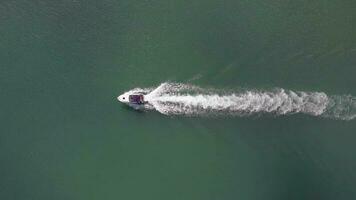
[[127, 83, 356, 120]]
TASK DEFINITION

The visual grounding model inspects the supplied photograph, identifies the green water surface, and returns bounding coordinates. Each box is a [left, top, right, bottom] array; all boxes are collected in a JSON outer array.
[[1, 0, 356, 199]]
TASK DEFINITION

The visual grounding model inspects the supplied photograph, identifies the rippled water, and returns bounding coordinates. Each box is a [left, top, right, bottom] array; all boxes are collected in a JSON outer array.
[[1, 0, 356, 200]]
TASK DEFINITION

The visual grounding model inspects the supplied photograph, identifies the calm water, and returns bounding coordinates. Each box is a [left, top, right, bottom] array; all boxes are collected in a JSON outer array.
[[1, 0, 356, 199]]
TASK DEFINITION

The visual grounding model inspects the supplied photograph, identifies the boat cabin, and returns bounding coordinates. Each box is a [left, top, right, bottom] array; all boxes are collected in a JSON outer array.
[[129, 94, 145, 104]]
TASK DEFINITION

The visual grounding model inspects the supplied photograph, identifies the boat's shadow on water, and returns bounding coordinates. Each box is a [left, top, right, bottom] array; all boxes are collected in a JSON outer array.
[[120, 104, 144, 113]]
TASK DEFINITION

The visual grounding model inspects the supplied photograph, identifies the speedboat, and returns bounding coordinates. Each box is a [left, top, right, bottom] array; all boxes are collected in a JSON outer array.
[[117, 93, 146, 105]]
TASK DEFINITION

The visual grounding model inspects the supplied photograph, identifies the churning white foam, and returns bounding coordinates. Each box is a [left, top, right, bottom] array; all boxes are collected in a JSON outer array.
[[123, 82, 356, 120]]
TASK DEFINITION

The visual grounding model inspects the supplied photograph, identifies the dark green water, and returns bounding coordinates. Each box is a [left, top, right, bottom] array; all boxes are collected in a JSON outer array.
[[1, 0, 356, 199]]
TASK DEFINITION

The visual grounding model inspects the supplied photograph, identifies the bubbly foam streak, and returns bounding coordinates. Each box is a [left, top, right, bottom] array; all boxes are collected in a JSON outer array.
[[126, 83, 356, 120]]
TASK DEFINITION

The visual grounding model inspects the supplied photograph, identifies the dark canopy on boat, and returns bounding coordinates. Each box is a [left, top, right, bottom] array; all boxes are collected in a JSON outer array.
[[129, 94, 144, 104]]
